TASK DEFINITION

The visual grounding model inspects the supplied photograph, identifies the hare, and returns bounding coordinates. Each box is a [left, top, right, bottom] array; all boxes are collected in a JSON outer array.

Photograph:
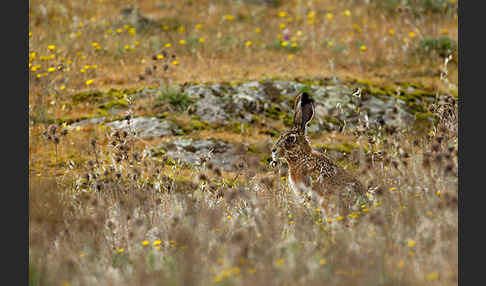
[[270, 92, 368, 217]]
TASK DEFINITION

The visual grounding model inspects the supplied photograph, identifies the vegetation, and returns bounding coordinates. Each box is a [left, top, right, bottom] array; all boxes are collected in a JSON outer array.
[[29, 0, 458, 285]]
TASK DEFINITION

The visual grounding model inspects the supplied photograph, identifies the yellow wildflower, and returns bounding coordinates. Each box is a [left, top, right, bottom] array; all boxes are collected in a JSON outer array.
[[407, 240, 416, 247], [360, 45, 367, 51], [397, 260, 405, 269], [287, 54, 294, 60], [343, 10, 351, 16], [224, 14, 234, 21], [278, 11, 287, 18], [307, 11, 316, 19], [326, 13, 334, 20], [85, 79, 94, 86], [199, 38, 205, 43], [48, 45, 56, 51], [409, 32, 416, 38], [195, 23, 202, 30], [157, 54, 164, 60], [319, 258, 326, 265], [426, 272, 439, 281], [245, 41, 253, 47], [255, 28, 261, 33], [389, 29, 395, 36], [179, 40, 186, 45], [153, 240, 162, 246], [165, 43, 172, 48], [172, 60, 179, 65], [141, 240, 150, 246], [47, 67, 55, 72]]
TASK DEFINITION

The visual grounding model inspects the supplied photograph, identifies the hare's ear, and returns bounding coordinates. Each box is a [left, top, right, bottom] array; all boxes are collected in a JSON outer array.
[[293, 92, 315, 134]]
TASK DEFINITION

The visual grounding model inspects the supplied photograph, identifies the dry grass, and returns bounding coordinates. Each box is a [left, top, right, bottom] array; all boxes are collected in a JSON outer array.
[[29, 108, 458, 285], [29, 1, 458, 285]]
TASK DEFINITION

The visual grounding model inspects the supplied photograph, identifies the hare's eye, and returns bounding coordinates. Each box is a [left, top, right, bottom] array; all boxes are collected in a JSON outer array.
[[286, 135, 296, 144]]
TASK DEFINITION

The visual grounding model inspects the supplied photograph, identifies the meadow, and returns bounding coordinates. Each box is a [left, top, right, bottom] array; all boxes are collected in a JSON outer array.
[[29, 0, 458, 285]]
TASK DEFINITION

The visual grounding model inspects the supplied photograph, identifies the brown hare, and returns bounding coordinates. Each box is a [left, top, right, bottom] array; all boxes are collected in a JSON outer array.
[[270, 92, 368, 217]]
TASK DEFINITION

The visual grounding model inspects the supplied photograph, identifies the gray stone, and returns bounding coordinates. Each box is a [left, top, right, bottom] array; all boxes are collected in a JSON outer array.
[[71, 117, 106, 127], [106, 117, 182, 139], [158, 138, 245, 171]]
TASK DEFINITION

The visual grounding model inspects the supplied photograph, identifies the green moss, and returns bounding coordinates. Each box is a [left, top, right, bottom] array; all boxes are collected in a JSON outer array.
[[321, 115, 341, 126], [414, 112, 435, 120], [407, 89, 436, 98], [225, 121, 249, 134], [260, 154, 272, 166], [71, 90, 104, 103], [157, 112, 169, 119], [173, 129, 186, 136], [189, 119, 209, 131], [283, 113, 294, 127], [150, 147, 167, 157], [98, 98, 129, 110], [313, 142, 359, 154], [247, 144, 259, 154], [260, 129, 280, 137], [265, 104, 284, 120], [165, 157, 177, 166]]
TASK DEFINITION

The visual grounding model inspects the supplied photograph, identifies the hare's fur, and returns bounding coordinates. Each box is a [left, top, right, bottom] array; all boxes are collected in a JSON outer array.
[[271, 92, 367, 216]]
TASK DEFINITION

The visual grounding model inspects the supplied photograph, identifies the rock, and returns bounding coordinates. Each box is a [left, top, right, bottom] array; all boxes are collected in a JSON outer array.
[[71, 117, 106, 127], [156, 138, 247, 171], [106, 117, 182, 139], [183, 79, 436, 132]]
